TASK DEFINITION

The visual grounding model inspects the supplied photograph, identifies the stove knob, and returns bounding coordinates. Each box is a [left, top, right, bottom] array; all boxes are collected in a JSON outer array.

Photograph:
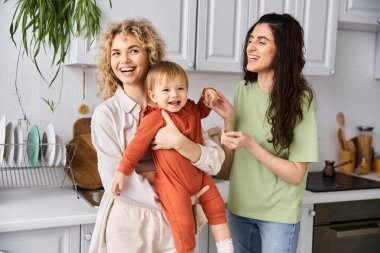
[[309, 210, 316, 217]]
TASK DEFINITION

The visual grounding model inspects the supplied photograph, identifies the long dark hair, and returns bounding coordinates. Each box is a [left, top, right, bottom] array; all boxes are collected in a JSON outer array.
[[242, 13, 313, 153]]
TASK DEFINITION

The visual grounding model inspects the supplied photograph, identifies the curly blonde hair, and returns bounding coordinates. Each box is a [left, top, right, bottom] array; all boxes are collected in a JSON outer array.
[[96, 18, 166, 100]]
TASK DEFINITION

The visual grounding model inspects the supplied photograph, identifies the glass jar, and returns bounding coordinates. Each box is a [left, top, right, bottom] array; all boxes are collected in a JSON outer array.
[[374, 153, 380, 177], [356, 126, 374, 174]]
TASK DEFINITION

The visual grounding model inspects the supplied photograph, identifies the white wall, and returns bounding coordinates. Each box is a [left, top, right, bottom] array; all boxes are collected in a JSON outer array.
[[1, 4, 379, 171], [308, 29, 380, 170]]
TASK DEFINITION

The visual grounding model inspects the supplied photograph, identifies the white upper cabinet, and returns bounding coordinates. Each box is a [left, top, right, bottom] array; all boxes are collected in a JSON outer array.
[[338, 0, 380, 79], [297, 0, 339, 76], [66, 0, 197, 69], [339, 0, 380, 31], [196, 0, 250, 73], [197, 0, 339, 75], [66, 0, 249, 73], [249, 0, 339, 76], [66, 0, 338, 76], [375, 30, 380, 79]]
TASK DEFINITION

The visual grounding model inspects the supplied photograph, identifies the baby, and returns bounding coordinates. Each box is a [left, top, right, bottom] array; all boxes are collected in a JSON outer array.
[[112, 61, 233, 253]]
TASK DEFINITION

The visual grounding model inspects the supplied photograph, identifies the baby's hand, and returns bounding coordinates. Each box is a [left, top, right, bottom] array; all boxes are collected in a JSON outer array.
[[204, 88, 219, 107], [112, 171, 126, 196]]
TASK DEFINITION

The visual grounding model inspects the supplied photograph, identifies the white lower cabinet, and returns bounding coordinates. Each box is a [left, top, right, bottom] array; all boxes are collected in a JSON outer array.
[[207, 225, 217, 253], [80, 224, 95, 253], [195, 224, 217, 253], [0, 224, 97, 253], [195, 225, 211, 253], [0, 226, 80, 253], [297, 204, 314, 253]]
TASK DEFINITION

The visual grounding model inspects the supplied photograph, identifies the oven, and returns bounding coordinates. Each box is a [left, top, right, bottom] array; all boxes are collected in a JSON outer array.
[[312, 199, 380, 253]]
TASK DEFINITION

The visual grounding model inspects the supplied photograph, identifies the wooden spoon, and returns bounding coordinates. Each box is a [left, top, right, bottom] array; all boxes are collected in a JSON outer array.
[[337, 129, 345, 150], [336, 112, 348, 150]]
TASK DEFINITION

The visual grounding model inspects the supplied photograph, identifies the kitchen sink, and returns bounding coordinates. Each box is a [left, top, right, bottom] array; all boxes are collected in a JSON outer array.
[[76, 188, 104, 208]]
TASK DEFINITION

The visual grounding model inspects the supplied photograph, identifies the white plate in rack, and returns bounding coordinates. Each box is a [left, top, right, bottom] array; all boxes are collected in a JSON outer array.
[[60, 138, 66, 166], [41, 123, 56, 166], [13, 124, 23, 166], [27, 125, 40, 167], [4, 122, 15, 166], [0, 114, 5, 165], [53, 135, 62, 166]]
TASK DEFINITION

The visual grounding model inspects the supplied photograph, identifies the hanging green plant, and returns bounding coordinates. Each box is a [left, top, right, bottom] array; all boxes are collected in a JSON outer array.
[[5, 0, 112, 86], [3, 0, 112, 120]]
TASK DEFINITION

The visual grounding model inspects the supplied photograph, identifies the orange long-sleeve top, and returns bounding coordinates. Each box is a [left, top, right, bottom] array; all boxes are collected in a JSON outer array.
[[117, 94, 211, 176]]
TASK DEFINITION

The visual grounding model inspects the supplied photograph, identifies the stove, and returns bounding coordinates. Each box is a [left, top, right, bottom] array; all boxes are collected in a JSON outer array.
[[306, 171, 380, 192]]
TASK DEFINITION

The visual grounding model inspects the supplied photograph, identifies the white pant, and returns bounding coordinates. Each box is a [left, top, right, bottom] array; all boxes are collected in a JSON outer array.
[[106, 198, 176, 253]]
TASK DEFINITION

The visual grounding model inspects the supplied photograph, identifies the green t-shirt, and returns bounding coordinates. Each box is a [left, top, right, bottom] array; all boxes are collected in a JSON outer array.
[[228, 80, 319, 223]]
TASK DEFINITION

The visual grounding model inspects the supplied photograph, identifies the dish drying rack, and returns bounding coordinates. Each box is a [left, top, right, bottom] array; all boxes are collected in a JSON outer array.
[[0, 143, 77, 192]]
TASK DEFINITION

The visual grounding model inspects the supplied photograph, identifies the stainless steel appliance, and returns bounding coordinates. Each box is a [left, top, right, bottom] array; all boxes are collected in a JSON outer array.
[[77, 188, 104, 207], [306, 171, 380, 192], [313, 199, 380, 253]]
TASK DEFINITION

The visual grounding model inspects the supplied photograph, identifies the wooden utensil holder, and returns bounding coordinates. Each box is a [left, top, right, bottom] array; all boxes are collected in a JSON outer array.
[[339, 149, 356, 174]]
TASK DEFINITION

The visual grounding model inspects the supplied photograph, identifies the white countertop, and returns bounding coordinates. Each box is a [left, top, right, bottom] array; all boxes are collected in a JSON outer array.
[[0, 182, 229, 233], [302, 187, 380, 204], [1, 173, 379, 233], [0, 186, 97, 233]]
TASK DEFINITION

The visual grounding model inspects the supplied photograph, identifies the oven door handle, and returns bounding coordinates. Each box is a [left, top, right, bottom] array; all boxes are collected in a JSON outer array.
[[331, 224, 380, 238]]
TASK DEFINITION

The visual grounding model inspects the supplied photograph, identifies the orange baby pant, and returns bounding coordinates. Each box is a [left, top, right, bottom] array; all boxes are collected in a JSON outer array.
[[156, 172, 226, 253]]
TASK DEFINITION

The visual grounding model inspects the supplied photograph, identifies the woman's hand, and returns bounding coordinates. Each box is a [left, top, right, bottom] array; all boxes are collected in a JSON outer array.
[[209, 91, 234, 131], [191, 185, 210, 205], [152, 110, 183, 150], [221, 130, 254, 150], [209, 91, 233, 121], [152, 110, 202, 163]]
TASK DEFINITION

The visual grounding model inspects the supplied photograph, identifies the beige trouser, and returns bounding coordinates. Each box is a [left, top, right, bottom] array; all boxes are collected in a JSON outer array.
[[106, 198, 176, 253]]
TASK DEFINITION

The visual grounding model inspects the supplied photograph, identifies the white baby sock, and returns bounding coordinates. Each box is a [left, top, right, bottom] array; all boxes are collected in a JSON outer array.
[[216, 238, 234, 253]]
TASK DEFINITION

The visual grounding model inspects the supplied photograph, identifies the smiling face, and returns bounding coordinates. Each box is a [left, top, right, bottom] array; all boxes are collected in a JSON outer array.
[[246, 23, 277, 74], [148, 75, 188, 113], [110, 33, 150, 87]]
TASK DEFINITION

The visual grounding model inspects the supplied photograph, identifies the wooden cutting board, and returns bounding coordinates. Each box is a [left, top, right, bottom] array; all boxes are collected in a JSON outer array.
[[68, 118, 102, 190], [73, 117, 91, 138]]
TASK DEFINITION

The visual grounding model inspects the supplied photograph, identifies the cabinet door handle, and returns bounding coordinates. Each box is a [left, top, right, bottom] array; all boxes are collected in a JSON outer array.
[[187, 62, 194, 68], [85, 233, 92, 241], [332, 225, 380, 238], [309, 210, 316, 217]]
